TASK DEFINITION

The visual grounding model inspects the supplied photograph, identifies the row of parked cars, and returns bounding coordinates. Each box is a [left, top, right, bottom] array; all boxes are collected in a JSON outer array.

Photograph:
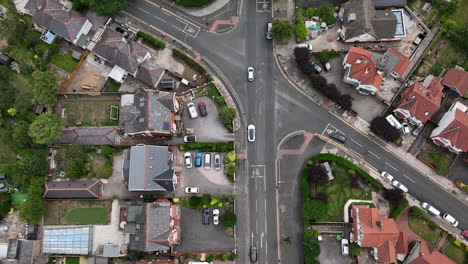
[[202, 208, 220, 225], [184, 152, 221, 170]]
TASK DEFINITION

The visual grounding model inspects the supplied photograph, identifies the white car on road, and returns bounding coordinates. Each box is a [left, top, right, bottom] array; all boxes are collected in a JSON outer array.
[[380, 171, 394, 182], [247, 67, 254, 81], [184, 187, 199, 194], [248, 124, 256, 142], [392, 180, 408, 193]]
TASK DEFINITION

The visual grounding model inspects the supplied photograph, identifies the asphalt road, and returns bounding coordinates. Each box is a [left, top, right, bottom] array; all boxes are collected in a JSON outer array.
[[123, 0, 468, 262]]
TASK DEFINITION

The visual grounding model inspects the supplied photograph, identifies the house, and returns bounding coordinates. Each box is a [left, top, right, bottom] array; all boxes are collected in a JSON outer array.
[[136, 60, 166, 88], [121, 89, 179, 137], [123, 144, 177, 192], [32, 0, 92, 47], [0, 239, 37, 264], [403, 240, 456, 264], [342, 47, 410, 95], [124, 200, 181, 253], [442, 67, 468, 98], [92, 28, 151, 83], [373, 0, 407, 8], [339, 0, 405, 43], [394, 75, 444, 126], [58, 127, 121, 145], [430, 101, 468, 153], [351, 205, 408, 263], [43, 180, 103, 199]]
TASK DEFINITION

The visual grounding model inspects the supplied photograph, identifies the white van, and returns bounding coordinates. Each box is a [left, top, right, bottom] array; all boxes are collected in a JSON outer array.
[[421, 202, 441, 216], [385, 114, 402, 129], [204, 153, 211, 170], [442, 213, 459, 227]]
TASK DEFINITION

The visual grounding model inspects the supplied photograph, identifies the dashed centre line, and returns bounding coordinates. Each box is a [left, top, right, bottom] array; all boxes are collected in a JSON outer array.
[[351, 138, 363, 147], [138, 7, 150, 14], [385, 162, 398, 171], [368, 151, 381, 159], [402, 174, 416, 183]]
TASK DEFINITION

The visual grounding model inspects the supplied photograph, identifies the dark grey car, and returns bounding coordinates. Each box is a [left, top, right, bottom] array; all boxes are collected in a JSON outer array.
[[329, 132, 346, 144], [202, 208, 210, 225], [250, 245, 257, 262]]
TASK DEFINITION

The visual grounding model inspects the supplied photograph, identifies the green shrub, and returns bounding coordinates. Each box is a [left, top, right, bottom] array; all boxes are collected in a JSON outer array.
[[453, 239, 462, 247], [447, 234, 455, 243], [214, 96, 226, 107], [318, 49, 338, 64], [221, 210, 237, 227], [178, 142, 234, 152], [172, 49, 206, 73], [353, 202, 376, 208], [207, 83, 221, 97], [201, 193, 212, 207], [389, 198, 408, 219], [219, 107, 236, 132], [176, 0, 215, 7], [137, 31, 166, 50], [224, 151, 236, 163], [98, 163, 113, 179], [409, 206, 431, 222], [101, 146, 114, 157], [349, 243, 361, 256], [295, 23, 307, 39], [228, 252, 237, 260], [307, 8, 317, 17], [206, 254, 215, 262], [428, 222, 438, 230], [189, 196, 202, 208], [224, 162, 236, 183]]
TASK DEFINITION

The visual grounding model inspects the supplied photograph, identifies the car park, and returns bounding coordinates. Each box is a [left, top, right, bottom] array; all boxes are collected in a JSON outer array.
[[212, 209, 220, 225], [329, 132, 346, 144], [266, 23, 272, 39], [421, 202, 441, 216], [195, 152, 203, 167], [248, 67, 255, 81], [297, 43, 312, 51], [250, 245, 257, 262], [202, 208, 210, 225], [185, 187, 199, 194], [341, 238, 349, 255], [214, 154, 221, 171], [184, 152, 193, 169], [311, 62, 322, 73], [380, 171, 394, 182], [184, 135, 197, 142], [198, 102, 207, 117], [402, 122, 410, 134], [187, 102, 198, 119], [392, 180, 408, 193], [248, 124, 256, 142], [204, 153, 211, 170], [442, 213, 459, 227]]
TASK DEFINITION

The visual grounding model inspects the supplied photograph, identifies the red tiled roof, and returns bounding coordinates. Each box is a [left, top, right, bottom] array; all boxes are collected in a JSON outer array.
[[345, 47, 384, 89], [395, 77, 444, 123], [377, 240, 397, 263], [352, 205, 400, 247], [396, 232, 409, 254], [432, 109, 468, 152], [442, 67, 468, 97], [387, 48, 411, 76], [410, 240, 456, 264]]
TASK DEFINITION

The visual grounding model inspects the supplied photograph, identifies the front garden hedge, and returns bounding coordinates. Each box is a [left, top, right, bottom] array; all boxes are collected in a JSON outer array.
[[389, 197, 408, 219], [176, 0, 215, 7], [307, 153, 383, 191], [178, 142, 234, 152], [137, 31, 166, 50], [172, 48, 206, 73]]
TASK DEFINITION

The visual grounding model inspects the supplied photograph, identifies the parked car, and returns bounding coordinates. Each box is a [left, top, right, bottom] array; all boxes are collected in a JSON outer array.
[[187, 102, 198, 119], [184, 152, 192, 169], [0, 173, 5, 179], [421, 202, 441, 216], [198, 102, 207, 117], [266, 22, 272, 39], [392, 180, 408, 193], [184, 135, 197, 142], [329, 132, 346, 144], [184, 187, 199, 194], [0, 188, 8, 193], [214, 154, 221, 171], [248, 67, 255, 81], [248, 124, 256, 142], [311, 62, 322, 73], [202, 208, 210, 225], [195, 152, 203, 167], [462, 230, 468, 238], [442, 213, 459, 227], [413, 124, 423, 136], [402, 122, 410, 134], [341, 238, 349, 255], [204, 153, 211, 170], [250, 245, 257, 262], [380, 171, 394, 182], [324, 62, 331, 71], [212, 209, 220, 225], [297, 43, 312, 51]]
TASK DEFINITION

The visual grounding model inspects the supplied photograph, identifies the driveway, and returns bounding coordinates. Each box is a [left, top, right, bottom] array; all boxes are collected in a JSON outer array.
[[316, 56, 386, 122], [181, 96, 234, 142], [318, 236, 354, 264], [174, 208, 234, 253], [174, 149, 234, 196]]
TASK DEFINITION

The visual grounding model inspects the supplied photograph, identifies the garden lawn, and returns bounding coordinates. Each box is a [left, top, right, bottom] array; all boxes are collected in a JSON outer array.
[[452, 0, 468, 25], [0, 141, 16, 165], [65, 208, 109, 225], [64, 100, 120, 126], [65, 257, 79, 264], [315, 163, 371, 221], [419, 152, 451, 175], [408, 217, 440, 244], [11, 192, 28, 207], [50, 52, 78, 73], [444, 243, 467, 264]]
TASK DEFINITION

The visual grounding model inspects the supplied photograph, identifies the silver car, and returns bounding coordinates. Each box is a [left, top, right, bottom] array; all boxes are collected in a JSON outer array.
[[248, 124, 256, 142], [392, 180, 408, 193], [247, 67, 254, 81], [214, 154, 221, 171]]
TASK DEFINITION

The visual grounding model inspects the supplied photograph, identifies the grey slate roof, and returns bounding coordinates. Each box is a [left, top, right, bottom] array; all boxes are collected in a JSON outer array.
[[373, 0, 407, 7], [370, 10, 398, 39], [122, 89, 176, 136], [93, 28, 149, 75], [103, 244, 120, 258], [44, 181, 102, 199], [126, 145, 175, 192], [58, 127, 120, 145], [136, 60, 165, 88], [33, 0, 89, 43]]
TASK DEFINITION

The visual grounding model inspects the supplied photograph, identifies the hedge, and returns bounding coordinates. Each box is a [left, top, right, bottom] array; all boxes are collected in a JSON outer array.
[[176, 0, 215, 7], [172, 48, 206, 73], [353, 202, 376, 208], [389, 198, 408, 219], [307, 153, 383, 191], [137, 31, 166, 50], [178, 142, 234, 152], [409, 206, 431, 222]]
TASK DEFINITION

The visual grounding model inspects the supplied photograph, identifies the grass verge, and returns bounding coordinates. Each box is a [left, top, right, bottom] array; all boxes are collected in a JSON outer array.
[[50, 52, 78, 73], [409, 217, 440, 244]]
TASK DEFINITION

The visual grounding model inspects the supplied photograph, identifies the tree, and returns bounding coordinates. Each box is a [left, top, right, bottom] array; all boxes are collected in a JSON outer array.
[[0, 8, 21, 44], [64, 144, 89, 178], [19, 178, 45, 224], [14, 150, 48, 186], [294, 47, 314, 74], [218, 107, 236, 130], [304, 229, 320, 241], [224, 151, 236, 163], [32, 71, 58, 106], [0, 65, 14, 112], [349, 243, 361, 257], [0, 193, 12, 216], [201, 193, 212, 207], [307, 8, 317, 18], [308, 165, 329, 185], [72, 0, 127, 15], [12, 121, 32, 148], [317, 3, 336, 25], [318, 49, 338, 64], [221, 211, 237, 227], [302, 200, 327, 221], [383, 188, 404, 205], [272, 19, 293, 41], [370, 116, 401, 142], [304, 238, 320, 263], [28, 112, 62, 145], [295, 23, 307, 40], [189, 196, 202, 208]]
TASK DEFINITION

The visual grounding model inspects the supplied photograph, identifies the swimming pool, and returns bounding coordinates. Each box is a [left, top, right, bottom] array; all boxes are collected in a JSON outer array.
[[393, 10, 406, 37]]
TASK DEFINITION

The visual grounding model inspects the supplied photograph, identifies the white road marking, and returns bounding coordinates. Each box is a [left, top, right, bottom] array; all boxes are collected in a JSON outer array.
[[138, 7, 150, 14], [153, 15, 166, 23], [260, 232, 264, 248], [256, 200, 258, 212], [351, 138, 363, 147], [402, 174, 415, 183], [349, 148, 363, 158], [385, 162, 398, 171], [368, 151, 381, 159], [127, 1, 134, 5]]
